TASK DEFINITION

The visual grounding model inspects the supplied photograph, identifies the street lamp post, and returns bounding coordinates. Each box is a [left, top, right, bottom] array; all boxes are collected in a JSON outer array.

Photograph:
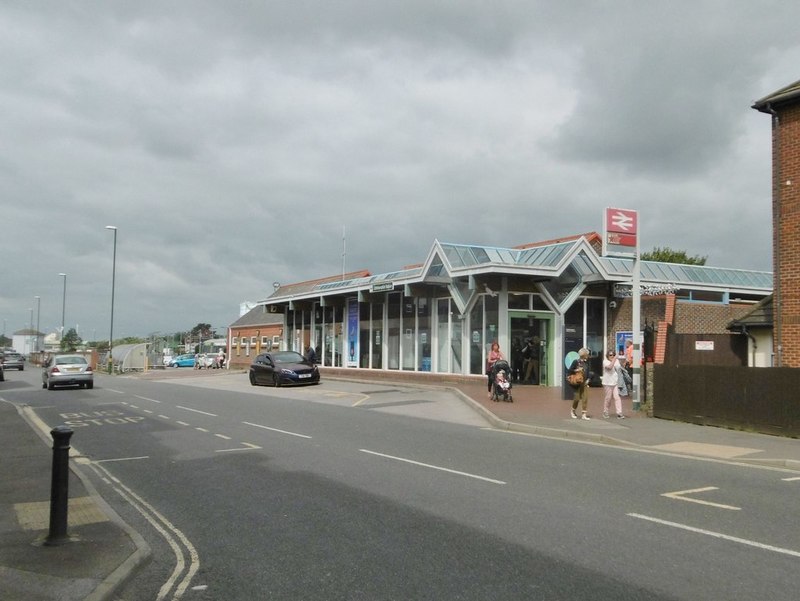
[[34, 296, 41, 353], [58, 273, 67, 340], [106, 226, 117, 373], [28, 307, 33, 355]]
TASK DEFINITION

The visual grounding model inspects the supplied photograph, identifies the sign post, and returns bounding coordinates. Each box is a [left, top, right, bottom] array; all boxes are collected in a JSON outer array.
[[604, 207, 641, 411]]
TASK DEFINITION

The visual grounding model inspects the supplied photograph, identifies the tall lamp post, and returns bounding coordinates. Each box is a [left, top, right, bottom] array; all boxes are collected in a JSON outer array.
[[28, 307, 33, 355], [106, 226, 117, 373], [58, 273, 67, 340], [34, 295, 41, 353]]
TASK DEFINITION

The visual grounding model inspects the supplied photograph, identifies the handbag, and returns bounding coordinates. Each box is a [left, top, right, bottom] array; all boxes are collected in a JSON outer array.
[[566, 370, 584, 387]]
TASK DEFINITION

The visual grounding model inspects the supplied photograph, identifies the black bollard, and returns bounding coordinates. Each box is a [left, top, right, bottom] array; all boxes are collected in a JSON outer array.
[[44, 426, 74, 546]]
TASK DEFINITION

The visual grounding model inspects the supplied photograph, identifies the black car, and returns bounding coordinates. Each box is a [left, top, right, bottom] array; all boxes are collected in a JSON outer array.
[[249, 351, 320, 387]]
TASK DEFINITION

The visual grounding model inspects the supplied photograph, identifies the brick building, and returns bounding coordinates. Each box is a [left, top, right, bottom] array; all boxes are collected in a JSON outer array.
[[753, 79, 800, 367]]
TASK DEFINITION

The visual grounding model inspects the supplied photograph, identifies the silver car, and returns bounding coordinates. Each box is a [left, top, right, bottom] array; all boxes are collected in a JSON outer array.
[[42, 354, 94, 390], [1, 352, 25, 370]]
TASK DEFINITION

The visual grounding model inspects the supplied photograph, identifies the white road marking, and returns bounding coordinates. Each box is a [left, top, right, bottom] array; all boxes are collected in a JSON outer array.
[[143, 409, 154, 414], [214, 434, 231, 440], [628, 513, 800, 558], [176, 405, 218, 417], [93, 456, 150, 463], [195, 427, 209, 433], [158, 415, 171, 420], [243, 421, 312, 439], [87, 461, 200, 599], [134, 395, 162, 404], [359, 449, 506, 485], [105, 388, 126, 394], [662, 486, 741, 510], [176, 421, 190, 426], [782, 476, 800, 481], [215, 442, 262, 453]]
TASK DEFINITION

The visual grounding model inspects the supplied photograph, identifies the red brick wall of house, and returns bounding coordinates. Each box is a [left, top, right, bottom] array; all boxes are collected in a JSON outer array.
[[228, 325, 282, 370], [775, 103, 800, 366]]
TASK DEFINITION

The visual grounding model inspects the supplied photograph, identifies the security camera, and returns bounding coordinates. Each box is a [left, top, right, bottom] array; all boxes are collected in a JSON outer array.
[[608, 300, 617, 309]]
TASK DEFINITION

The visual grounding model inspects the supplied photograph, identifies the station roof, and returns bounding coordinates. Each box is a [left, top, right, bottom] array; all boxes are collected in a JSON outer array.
[[263, 234, 772, 307]]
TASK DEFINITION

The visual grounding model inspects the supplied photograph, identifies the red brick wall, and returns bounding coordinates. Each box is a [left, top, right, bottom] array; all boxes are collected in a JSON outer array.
[[775, 103, 800, 366], [228, 325, 282, 369], [672, 302, 753, 334]]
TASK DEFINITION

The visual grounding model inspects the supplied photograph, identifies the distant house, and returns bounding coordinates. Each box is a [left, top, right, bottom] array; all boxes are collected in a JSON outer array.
[[228, 305, 285, 370], [11, 329, 43, 355]]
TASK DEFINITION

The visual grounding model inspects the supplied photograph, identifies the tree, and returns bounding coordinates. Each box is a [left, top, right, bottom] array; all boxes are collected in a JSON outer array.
[[60, 328, 82, 352], [641, 247, 707, 265], [191, 323, 213, 339]]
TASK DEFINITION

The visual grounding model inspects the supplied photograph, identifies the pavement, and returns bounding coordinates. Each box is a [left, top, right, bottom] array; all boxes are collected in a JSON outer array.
[[2, 369, 800, 601]]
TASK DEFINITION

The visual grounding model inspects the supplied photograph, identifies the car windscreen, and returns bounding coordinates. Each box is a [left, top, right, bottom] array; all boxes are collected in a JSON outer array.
[[273, 352, 304, 364]]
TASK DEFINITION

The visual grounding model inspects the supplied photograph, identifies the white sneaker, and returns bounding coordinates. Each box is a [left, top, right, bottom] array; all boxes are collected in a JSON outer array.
[[617, 414, 626, 419], [581, 413, 591, 420], [603, 412, 610, 419], [570, 410, 578, 419]]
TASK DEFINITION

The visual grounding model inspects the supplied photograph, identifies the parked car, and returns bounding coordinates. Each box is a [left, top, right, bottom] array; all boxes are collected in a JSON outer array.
[[1, 351, 25, 371], [42, 354, 94, 390], [168, 354, 196, 368], [249, 351, 320, 387], [0, 358, 4, 382]]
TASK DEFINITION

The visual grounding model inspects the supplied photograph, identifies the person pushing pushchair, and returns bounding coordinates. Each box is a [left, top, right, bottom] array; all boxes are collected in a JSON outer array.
[[490, 359, 513, 402]]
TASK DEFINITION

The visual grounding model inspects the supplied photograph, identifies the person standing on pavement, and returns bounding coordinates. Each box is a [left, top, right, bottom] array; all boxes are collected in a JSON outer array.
[[568, 347, 591, 420], [602, 350, 625, 419], [624, 339, 634, 378], [486, 341, 505, 400], [305, 342, 317, 364]]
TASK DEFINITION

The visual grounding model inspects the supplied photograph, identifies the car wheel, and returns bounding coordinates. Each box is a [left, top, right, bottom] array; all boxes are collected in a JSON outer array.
[[273, 373, 281, 388], [249, 372, 257, 386], [47, 381, 55, 390], [87, 381, 94, 389], [19, 366, 24, 371]]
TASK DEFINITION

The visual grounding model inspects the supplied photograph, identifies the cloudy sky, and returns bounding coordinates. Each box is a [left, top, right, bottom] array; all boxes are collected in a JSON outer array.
[[2, 1, 797, 342]]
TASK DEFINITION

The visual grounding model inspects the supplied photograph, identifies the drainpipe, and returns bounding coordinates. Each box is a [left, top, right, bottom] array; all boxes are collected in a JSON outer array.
[[742, 325, 757, 367], [766, 103, 782, 367]]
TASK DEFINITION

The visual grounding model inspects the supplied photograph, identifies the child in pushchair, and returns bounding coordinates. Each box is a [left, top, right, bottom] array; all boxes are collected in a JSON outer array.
[[491, 360, 513, 402]]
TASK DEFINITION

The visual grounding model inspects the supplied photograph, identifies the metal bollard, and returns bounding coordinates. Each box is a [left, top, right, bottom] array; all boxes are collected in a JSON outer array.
[[44, 426, 74, 546]]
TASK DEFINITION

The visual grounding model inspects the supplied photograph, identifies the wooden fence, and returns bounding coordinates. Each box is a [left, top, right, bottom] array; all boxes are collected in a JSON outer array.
[[653, 364, 800, 437]]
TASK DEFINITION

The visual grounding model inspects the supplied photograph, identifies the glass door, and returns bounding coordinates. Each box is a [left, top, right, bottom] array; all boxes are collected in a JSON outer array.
[[509, 312, 553, 386]]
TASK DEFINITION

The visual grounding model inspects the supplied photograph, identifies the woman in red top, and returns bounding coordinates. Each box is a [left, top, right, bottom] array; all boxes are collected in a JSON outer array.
[[486, 341, 505, 399]]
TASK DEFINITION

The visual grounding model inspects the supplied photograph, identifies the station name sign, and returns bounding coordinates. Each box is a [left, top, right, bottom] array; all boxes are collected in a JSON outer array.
[[371, 282, 394, 292], [614, 283, 679, 298]]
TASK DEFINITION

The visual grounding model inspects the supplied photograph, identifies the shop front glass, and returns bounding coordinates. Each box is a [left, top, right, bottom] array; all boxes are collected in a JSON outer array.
[[402, 297, 416, 371], [387, 293, 401, 370], [417, 298, 431, 371], [371, 300, 384, 368], [469, 300, 484, 375]]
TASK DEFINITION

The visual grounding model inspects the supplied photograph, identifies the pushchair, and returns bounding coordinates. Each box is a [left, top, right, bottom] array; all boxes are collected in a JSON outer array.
[[490, 359, 513, 402]]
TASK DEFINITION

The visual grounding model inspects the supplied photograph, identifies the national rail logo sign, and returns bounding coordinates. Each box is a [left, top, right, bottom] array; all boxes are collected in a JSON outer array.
[[603, 207, 638, 257]]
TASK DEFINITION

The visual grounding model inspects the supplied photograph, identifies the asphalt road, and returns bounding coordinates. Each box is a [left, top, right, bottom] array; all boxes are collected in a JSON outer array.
[[6, 368, 799, 600]]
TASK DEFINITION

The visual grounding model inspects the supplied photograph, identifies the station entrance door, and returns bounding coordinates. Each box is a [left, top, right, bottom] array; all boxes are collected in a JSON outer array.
[[509, 312, 553, 386]]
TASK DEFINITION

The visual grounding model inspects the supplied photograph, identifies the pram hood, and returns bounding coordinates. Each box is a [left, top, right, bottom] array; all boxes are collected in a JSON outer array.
[[491, 359, 510, 375]]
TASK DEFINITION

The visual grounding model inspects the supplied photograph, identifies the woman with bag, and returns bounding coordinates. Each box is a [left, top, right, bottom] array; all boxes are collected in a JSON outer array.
[[568, 348, 591, 420]]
